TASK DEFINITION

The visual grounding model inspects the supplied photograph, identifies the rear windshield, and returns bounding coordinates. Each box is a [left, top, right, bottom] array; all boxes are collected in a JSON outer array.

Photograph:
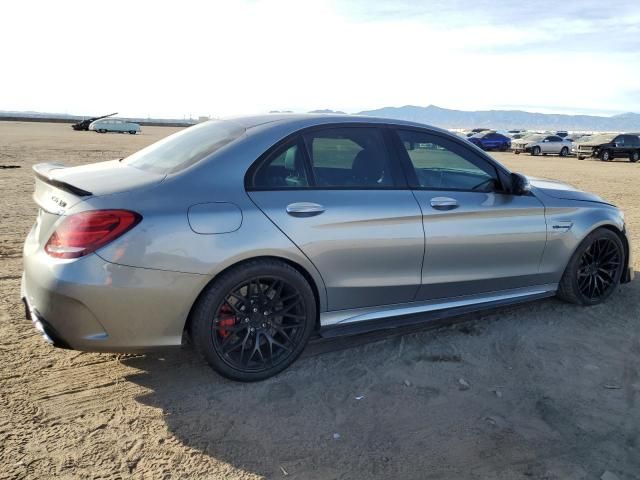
[[521, 134, 545, 142], [124, 120, 245, 174]]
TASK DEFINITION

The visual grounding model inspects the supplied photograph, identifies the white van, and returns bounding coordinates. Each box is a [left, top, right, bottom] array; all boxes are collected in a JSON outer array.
[[89, 118, 141, 134]]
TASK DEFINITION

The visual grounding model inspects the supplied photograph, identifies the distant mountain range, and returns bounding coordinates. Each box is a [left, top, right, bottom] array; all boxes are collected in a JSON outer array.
[[356, 105, 640, 132], [3, 106, 639, 132]]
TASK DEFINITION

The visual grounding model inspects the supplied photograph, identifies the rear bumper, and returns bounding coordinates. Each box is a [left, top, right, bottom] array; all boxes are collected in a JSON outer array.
[[21, 250, 211, 352]]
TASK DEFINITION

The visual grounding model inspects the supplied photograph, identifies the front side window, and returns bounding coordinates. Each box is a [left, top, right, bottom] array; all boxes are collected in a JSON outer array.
[[614, 136, 625, 145], [397, 129, 499, 192], [303, 128, 395, 188]]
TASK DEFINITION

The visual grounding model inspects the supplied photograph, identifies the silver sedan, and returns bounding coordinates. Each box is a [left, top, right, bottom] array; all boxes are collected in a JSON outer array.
[[22, 115, 633, 381], [512, 134, 572, 156]]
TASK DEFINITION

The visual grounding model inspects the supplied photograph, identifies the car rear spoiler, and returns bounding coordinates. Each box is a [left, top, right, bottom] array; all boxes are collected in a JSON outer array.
[[32, 163, 93, 197]]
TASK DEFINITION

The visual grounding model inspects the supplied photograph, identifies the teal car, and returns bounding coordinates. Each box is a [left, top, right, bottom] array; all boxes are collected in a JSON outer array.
[[89, 118, 141, 134]]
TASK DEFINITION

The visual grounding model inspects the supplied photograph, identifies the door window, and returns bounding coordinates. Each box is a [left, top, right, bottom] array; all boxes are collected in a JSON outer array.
[[397, 129, 499, 192], [303, 128, 396, 188]]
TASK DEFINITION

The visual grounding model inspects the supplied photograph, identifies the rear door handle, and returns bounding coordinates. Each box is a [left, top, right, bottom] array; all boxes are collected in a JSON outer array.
[[286, 202, 325, 217], [430, 197, 458, 210]]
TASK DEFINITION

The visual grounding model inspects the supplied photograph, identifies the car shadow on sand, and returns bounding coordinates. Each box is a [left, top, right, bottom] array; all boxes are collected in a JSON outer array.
[[121, 279, 640, 479]]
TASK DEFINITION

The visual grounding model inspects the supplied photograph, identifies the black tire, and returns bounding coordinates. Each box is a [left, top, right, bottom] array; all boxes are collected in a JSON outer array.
[[531, 146, 541, 156], [190, 259, 317, 381], [98, 129, 107, 133], [129, 130, 137, 135], [578, 155, 586, 160], [560, 147, 569, 157], [514, 151, 520, 155], [600, 149, 611, 162], [557, 228, 624, 306], [630, 151, 639, 163]]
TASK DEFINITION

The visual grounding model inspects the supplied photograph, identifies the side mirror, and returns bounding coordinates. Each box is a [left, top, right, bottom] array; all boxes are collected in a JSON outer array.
[[510, 172, 531, 195]]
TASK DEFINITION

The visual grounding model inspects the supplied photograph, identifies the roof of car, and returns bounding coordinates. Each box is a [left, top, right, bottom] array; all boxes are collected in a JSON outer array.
[[222, 113, 450, 135]]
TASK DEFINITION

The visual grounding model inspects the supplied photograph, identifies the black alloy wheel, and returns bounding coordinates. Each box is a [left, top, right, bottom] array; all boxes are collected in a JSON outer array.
[[576, 238, 622, 301], [212, 276, 306, 372], [190, 259, 316, 381], [558, 228, 624, 305]]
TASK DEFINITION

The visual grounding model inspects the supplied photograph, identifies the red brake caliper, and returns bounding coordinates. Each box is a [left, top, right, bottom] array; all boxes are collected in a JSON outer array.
[[217, 304, 236, 338]]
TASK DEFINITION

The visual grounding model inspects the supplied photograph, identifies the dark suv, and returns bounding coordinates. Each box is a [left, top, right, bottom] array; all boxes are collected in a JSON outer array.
[[576, 133, 640, 162]]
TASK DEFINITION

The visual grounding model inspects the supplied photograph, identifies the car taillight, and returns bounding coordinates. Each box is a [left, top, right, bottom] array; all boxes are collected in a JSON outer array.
[[45, 210, 141, 259]]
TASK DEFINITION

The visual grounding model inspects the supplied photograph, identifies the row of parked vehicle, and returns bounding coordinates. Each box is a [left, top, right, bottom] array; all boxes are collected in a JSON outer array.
[[456, 128, 640, 162]]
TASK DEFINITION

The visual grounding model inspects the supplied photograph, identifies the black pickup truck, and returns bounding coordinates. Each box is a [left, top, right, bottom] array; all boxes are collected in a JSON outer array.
[[575, 133, 640, 162]]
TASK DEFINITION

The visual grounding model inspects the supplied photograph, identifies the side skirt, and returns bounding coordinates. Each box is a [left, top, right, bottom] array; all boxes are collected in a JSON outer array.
[[319, 286, 556, 338]]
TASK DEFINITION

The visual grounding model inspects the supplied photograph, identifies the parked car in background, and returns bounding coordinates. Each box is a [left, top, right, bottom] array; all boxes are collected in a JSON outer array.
[[467, 131, 511, 151], [512, 134, 572, 156], [89, 118, 141, 134], [21, 114, 633, 381], [509, 132, 528, 140], [575, 133, 640, 162], [556, 131, 569, 138]]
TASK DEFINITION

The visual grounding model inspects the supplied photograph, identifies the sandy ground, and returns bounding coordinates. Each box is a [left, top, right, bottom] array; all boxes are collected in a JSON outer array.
[[1, 122, 639, 480]]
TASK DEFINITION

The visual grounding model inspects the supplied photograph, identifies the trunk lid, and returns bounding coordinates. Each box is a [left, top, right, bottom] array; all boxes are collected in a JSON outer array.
[[32, 160, 165, 213], [30, 161, 165, 246]]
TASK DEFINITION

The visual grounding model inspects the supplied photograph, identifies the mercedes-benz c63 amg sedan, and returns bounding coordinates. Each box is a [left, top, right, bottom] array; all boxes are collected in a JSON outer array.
[[22, 114, 633, 381]]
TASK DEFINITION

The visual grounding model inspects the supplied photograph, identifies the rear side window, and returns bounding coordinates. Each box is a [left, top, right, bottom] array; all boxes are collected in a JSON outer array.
[[397, 129, 499, 192], [303, 127, 396, 188], [125, 120, 245, 174], [252, 140, 309, 188]]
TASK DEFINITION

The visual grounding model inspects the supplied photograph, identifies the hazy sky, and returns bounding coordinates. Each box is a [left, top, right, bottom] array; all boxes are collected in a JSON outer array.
[[2, 0, 639, 118]]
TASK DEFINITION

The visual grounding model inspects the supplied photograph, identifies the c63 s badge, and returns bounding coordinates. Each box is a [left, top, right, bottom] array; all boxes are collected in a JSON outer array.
[[51, 195, 67, 208]]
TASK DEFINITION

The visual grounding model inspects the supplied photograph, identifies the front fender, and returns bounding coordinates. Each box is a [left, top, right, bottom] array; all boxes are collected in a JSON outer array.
[[535, 192, 627, 283]]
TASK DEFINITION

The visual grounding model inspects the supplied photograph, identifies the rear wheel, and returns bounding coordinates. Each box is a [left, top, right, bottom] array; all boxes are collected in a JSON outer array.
[[98, 129, 107, 133], [190, 259, 316, 381], [557, 228, 624, 305], [514, 151, 520, 155], [600, 149, 611, 161], [560, 147, 569, 157], [531, 146, 541, 156], [630, 151, 639, 163], [578, 155, 586, 160], [129, 130, 137, 135]]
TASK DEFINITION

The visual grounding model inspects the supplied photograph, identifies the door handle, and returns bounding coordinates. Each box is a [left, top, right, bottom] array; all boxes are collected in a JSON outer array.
[[286, 202, 325, 217], [430, 197, 458, 210]]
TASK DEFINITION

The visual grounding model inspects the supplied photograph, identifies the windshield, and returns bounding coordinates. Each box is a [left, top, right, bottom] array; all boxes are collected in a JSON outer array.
[[124, 120, 246, 174], [580, 134, 616, 144]]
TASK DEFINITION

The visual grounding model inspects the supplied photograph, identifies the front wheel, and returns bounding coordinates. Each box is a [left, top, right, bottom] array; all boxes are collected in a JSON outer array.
[[129, 130, 137, 135], [531, 146, 541, 156], [600, 149, 611, 161], [557, 228, 624, 305], [190, 259, 317, 381]]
